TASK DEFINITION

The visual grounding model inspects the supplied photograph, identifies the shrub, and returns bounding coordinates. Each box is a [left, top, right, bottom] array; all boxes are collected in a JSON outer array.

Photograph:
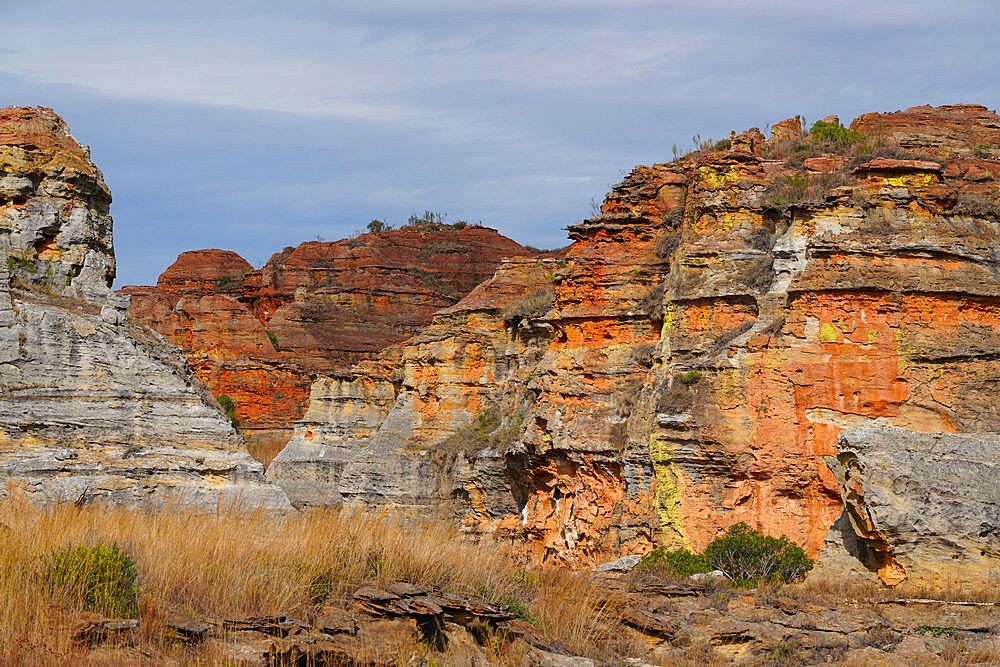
[[638, 523, 812, 587], [266, 330, 280, 351], [216, 395, 239, 428], [214, 269, 249, 290], [954, 192, 1000, 218], [416, 241, 472, 259], [438, 409, 524, 456], [405, 266, 462, 299], [701, 522, 813, 586], [501, 288, 556, 323], [638, 547, 711, 577], [680, 369, 703, 385], [42, 543, 139, 617], [768, 172, 810, 205], [367, 219, 394, 233], [765, 170, 853, 207], [808, 119, 866, 147], [407, 211, 446, 227], [971, 143, 994, 159]]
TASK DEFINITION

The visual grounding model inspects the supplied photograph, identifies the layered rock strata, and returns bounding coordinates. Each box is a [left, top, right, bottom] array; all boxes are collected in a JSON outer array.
[[122, 229, 532, 459], [269, 255, 560, 517], [0, 106, 289, 511], [272, 103, 1000, 566], [0, 106, 115, 302], [826, 427, 1000, 587]]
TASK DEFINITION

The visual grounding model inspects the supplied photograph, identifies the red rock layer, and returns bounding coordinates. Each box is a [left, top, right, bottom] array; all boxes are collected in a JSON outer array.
[[121, 227, 532, 461]]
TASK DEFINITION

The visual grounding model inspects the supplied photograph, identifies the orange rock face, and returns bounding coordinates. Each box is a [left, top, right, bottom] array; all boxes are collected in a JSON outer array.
[[121, 227, 532, 461], [268, 103, 1000, 568], [850, 104, 1000, 157]]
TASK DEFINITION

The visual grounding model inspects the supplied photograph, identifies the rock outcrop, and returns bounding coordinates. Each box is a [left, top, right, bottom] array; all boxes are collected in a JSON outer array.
[[272, 103, 1000, 566], [268, 254, 560, 514], [0, 106, 289, 511], [122, 229, 533, 461], [0, 106, 115, 303], [825, 427, 1000, 587]]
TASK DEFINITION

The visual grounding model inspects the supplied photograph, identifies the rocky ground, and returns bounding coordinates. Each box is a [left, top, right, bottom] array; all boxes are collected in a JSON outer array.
[[52, 573, 1000, 665]]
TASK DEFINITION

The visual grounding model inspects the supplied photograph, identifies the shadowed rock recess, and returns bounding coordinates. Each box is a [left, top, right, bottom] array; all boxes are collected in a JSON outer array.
[[266, 104, 1000, 575], [0, 107, 289, 510]]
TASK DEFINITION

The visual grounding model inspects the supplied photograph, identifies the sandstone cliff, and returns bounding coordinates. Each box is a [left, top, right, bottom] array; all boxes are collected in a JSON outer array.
[[0, 107, 289, 510], [122, 228, 533, 461], [271, 104, 1000, 569]]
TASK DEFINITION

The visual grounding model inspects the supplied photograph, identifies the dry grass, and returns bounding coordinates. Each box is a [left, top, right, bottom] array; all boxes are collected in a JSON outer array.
[[0, 493, 635, 664]]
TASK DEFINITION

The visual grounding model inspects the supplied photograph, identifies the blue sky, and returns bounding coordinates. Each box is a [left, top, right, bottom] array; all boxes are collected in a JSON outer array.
[[2, 0, 997, 287]]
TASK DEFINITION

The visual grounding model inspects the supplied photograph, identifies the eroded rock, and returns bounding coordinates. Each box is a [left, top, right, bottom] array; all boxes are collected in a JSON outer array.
[[0, 107, 290, 512], [824, 427, 1000, 587], [122, 230, 534, 459]]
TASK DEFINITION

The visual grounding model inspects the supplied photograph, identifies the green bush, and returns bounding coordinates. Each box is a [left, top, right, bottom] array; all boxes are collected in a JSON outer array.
[[266, 329, 280, 350], [638, 523, 813, 587], [216, 395, 239, 428], [702, 522, 813, 586], [438, 408, 524, 456], [367, 219, 394, 233], [680, 369, 703, 385], [808, 119, 866, 148], [42, 543, 139, 617], [639, 547, 711, 576]]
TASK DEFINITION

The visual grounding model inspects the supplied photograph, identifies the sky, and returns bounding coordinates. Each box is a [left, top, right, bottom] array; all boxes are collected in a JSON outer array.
[[1, 0, 997, 287]]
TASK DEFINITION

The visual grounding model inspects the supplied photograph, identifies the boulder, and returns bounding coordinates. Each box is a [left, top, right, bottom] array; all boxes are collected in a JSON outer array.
[[825, 427, 1000, 587]]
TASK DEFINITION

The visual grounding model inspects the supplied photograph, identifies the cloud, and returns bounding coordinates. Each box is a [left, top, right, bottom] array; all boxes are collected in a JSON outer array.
[[2, 0, 998, 286]]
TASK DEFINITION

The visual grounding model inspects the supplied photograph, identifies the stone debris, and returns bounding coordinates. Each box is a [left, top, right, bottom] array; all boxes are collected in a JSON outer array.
[[164, 611, 212, 643], [594, 554, 642, 572], [70, 612, 139, 646]]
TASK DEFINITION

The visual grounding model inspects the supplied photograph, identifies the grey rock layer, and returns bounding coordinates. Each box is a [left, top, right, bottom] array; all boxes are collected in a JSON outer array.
[[0, 262, 290, 510], [824, 426, 1000, 586]]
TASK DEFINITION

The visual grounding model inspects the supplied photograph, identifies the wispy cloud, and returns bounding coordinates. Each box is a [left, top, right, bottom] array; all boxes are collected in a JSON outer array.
[[1, 0, 997, 286]]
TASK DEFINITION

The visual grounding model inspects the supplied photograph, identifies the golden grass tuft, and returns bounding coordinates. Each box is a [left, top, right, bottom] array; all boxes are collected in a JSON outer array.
[[0, 493, 637, 663]]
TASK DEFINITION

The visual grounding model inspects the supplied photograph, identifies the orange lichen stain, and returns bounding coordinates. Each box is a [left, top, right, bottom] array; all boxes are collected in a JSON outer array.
[[666, 290, 1000, 556], [552, 318, 655, 350]]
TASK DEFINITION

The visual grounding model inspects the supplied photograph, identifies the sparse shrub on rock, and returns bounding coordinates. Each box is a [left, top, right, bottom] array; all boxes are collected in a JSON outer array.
[[501, 288, 555, 323], [216, 394, 239, 428], [638, 546, 711, 577]]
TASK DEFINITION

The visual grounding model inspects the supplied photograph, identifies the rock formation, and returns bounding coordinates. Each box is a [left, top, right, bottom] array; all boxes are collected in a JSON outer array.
[[270, 103, 1000, 566], [0, 106, 289, 510], [825, 427, 1000, 587], [269, 254, 560, 512], [122, 228, 533, 461]]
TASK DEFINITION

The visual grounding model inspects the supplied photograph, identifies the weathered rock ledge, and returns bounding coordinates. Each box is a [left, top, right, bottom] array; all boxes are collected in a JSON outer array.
[[122, 228, 534, 460], [272, 103, 1000, 568]]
